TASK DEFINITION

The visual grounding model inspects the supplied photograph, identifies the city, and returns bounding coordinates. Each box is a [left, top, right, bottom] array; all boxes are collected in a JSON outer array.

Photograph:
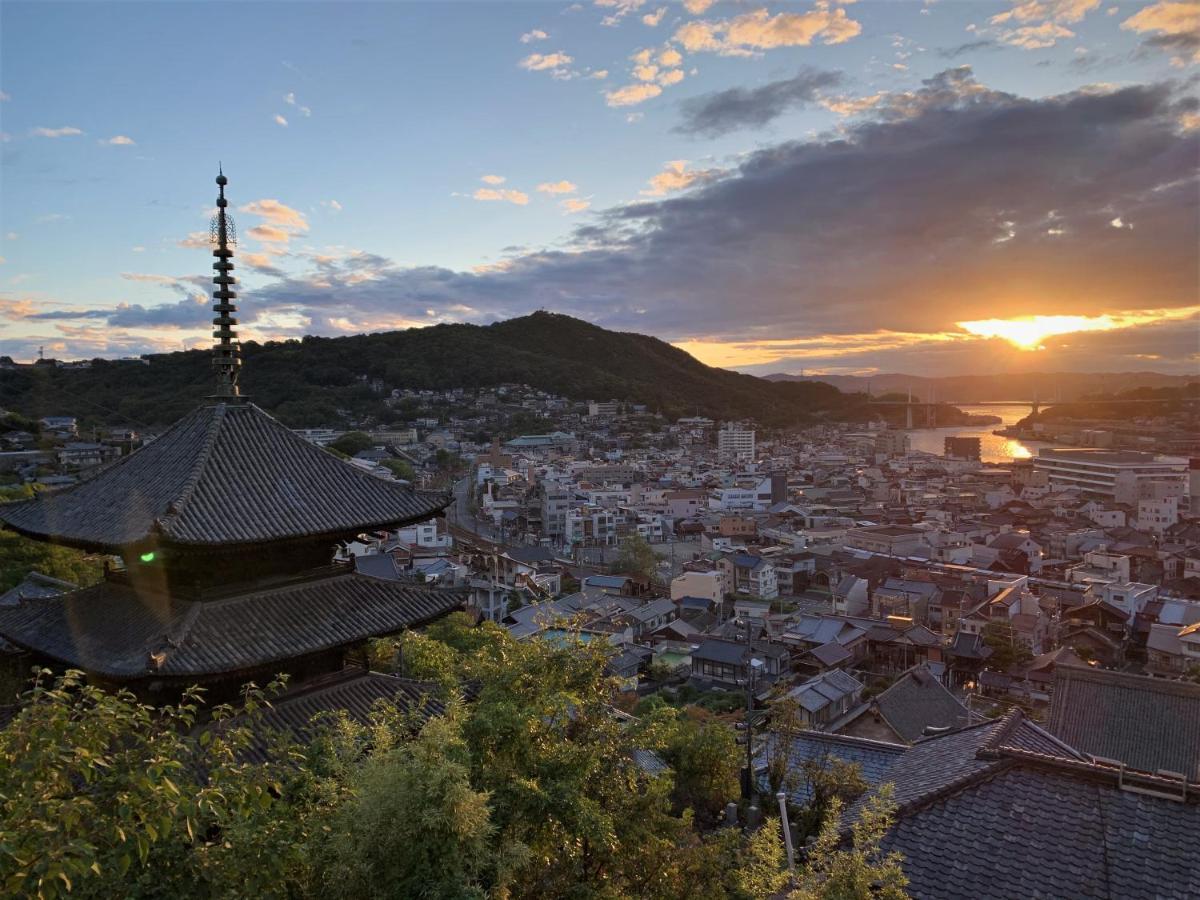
[[2, 0, 1199, 898]]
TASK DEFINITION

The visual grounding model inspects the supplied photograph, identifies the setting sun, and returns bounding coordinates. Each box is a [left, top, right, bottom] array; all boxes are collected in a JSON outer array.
[[956, 314, 1120, 349], [956, 307, 1200, 351]]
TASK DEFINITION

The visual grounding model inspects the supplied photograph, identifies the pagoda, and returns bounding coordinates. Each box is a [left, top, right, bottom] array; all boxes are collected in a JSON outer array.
[[0, 171, 462, 700]]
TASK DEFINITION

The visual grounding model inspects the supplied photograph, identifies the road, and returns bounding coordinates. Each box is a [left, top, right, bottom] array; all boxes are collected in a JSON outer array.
[[445, 475, 700, 580]]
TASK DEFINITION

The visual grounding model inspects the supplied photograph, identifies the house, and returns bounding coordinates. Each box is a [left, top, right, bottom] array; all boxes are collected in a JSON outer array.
[[670, 570, 723, 605], [730, 553, 778, 599], [689, 638, 790, 688], [787, 669, 864, 728], [1047, 665, 1200, 780], [839, 665, 974, 744], [831, 574, 869, 616], [871, 711, 1200, 900]]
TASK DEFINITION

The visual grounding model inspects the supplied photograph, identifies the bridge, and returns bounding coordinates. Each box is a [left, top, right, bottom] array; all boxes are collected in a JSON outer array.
[[863, 395, 1194, 429]]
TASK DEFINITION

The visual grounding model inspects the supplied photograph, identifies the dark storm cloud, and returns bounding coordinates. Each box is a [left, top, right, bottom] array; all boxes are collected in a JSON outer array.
[[237, 68, 1198, 368], [674, 67, 844, 137]]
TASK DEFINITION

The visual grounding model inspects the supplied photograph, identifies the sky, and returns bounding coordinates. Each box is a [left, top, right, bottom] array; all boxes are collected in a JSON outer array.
[[1, 0, 1197, 377]]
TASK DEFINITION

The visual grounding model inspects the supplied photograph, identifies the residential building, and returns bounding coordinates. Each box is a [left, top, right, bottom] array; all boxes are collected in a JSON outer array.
[[718, 422, 755, 464]]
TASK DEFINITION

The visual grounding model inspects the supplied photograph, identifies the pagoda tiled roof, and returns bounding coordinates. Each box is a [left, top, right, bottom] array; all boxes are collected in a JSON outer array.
[[0, 402, 449, 552], [0, 569, 464, 679]]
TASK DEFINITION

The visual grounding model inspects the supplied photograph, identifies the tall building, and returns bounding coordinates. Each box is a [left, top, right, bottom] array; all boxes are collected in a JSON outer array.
[[874, 430, 911, 460], [944, 436, 982, 461], [0, 171, 462, 701], [1033, 448, 1187, 501], [718, 422, 755, 463]]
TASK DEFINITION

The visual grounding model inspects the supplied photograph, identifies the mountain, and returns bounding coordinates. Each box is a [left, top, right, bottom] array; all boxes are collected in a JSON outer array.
[[762, 371, 1197, 403], [0, 313, 855, 429]]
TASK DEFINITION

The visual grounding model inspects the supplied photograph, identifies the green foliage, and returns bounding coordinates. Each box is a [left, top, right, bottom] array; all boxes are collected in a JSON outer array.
[[0, 670, 320, 899], [612, 533, 660, 581], [794, 758, 870, 840], [982, 621, 1034, 673], [0, 619, 910, 899], [379, 458, 416, 481], [0, 312, 849, 428], [317, 711, 494, 900], [665, 719, 741, 827], [790, 786, 909, 900], [0, 528, 106, 593], [328, 431, 375, 457]]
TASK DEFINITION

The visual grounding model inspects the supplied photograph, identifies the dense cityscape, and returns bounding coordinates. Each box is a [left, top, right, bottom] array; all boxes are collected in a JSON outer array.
[[3, 0, 1199, 896]]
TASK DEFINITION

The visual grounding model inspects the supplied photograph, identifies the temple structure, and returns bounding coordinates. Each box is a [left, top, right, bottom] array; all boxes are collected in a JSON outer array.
[[0, 171, 463, 700]]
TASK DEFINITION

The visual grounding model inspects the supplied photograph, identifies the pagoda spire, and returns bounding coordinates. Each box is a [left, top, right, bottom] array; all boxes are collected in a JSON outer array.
[[210, 167, 242, 398]]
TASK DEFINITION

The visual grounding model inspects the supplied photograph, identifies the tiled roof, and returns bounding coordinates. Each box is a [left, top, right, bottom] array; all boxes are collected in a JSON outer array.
[[1048, 665, 1200, 779], [0, 571, 464, 679], [758, 731, 907, 805], [790, 669, 863, 713], [0, 403, 450, 552], [871, 665, 973, 743]]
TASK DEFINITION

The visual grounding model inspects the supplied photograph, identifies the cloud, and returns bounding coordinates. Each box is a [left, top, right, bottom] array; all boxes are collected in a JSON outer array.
[[675, 66, 844, 136], [590, 69, 610, 79], [520, 28, 549, 42], [682, 0, 715, 12], [241, 252, 288, 278], [673, 5, 863, 56], [642, 7, 666, 26], [519, 51, 575, 76], [595, 0, 647, 26], [284, 92, 312, 116], [658, 47, 683, 66], [239, 199, 310, 237], [177, 232, 211, 250], [561, 198, 592, 214], [35, 214, 69, 224], [32, 126, 83, 138], [473, 188, 530, 205], [274, 114, 288, 127], [987, 0, 1101, 48], [537, 180, 578, 194], [0, 91, 9, 101], [101, 135, 136, 146], [32, 71, 1200, 376], [640, 159, 724, 195], [1123, 1, 1200, 63], [247, 224, 294, 243], [481, 174, 507, 185], [937, 39, 999, 58], [606, 82, 663, 106], [658, 69, 685, 86]]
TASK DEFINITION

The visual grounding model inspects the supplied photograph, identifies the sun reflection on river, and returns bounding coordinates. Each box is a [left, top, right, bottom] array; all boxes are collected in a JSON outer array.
[[903, 404, 1050, 463]]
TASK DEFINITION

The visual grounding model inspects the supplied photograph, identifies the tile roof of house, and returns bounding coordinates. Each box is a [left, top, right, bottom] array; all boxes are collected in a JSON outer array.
[[0, 571, 464, 680], [0, 403, 450, 552], [870, 665, 974, 743], [874, 713, 1199, 900], [0, 571, 77, 607], [790, 669, 863, 713], [757, 730, 907, 805], [1047, 665, 1200, 780]]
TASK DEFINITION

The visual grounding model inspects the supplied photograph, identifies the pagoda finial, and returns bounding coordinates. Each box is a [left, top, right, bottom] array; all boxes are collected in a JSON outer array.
[[210, 168, 242, 398]]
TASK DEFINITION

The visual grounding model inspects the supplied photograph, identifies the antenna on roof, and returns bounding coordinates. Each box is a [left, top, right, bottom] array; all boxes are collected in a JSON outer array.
[[210, 168, 243, 399]]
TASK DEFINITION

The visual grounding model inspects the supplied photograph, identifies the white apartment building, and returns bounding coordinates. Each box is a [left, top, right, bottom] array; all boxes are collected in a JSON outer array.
[[1033, 448, 1187, 501], [718, 423, 756, 464], [671, 570, 724, 604]]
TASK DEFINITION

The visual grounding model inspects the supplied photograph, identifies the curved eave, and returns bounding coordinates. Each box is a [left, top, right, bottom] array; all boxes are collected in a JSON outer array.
[[0, 489, 453, 556]]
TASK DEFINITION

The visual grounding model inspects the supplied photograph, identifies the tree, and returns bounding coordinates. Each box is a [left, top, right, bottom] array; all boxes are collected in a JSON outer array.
[[665, 719, 741, 827], [794, 757, 870, 840], [328, 431, 375, 457], [0, 670, 322, 899], [317, 711, 494, 900], [790, 786, 909, 900], [612, 533, 660, 582], [0, 528, 106, 594], [982, 621, 1034, 673], [379, 458, 416, 481]]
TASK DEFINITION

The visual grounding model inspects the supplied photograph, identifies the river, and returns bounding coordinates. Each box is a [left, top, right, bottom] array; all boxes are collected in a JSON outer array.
[[905, 404, 1055, 463]]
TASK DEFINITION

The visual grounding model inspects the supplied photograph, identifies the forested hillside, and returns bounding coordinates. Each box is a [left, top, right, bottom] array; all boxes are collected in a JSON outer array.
[[0, 312, 851, 428]]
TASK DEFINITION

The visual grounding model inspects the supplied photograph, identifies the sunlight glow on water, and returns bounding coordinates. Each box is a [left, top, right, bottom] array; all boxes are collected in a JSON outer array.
[[904, 404, 1053, 463]]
